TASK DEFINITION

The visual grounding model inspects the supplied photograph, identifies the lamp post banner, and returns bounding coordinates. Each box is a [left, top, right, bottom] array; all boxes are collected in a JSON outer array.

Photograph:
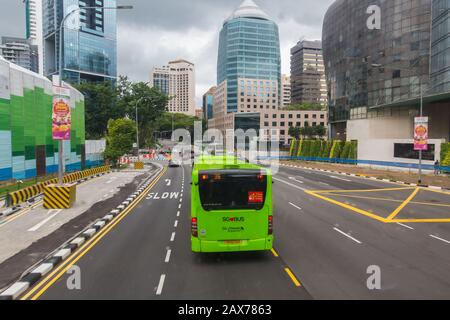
[[414, 117, 428, 151], [52, 94, 71, 141]]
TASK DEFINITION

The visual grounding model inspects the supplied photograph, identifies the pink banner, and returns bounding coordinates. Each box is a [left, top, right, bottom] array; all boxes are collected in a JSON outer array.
[[414, 117, 428, 151], [52, 96, 71, 141]]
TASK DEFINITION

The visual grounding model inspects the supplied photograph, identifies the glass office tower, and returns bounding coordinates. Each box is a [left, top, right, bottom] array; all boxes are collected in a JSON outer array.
[[217, 0, 281, 114], [43, 0, 117, 83]]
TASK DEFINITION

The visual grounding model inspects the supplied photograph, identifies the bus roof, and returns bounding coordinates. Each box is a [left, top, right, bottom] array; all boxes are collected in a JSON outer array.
[[194, 155, 264, 171]]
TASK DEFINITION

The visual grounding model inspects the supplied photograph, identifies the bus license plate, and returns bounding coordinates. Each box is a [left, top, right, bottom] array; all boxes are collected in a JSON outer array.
[[224, 240, 242, 245]]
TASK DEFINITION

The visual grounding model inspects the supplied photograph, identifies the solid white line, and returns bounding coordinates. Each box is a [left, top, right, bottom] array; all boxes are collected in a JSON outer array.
[[28, 210, 61, 232], [430, 235, 450, 244], [165, 249, 172, 263], [289, 202, 302, 211], [174, 220, 178, 228], [397, 223, 414, 230], [170, 232, 176, 242], [273, 177, 307, 191], [333, 227, 362, 244], [156, 274, 166, 295]]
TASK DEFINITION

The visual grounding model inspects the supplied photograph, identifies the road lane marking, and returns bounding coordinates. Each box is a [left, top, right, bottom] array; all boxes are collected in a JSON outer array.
[[165, 250, 172, 263], [284, 268, 301, 287], [27, 210, 61, 232], [174, 220, 178, 228], [177, 211, 180, 217], [397, 223, 414, 230], [170, 232, 176, 242], [273, 177, 307, 191], [271, 249, 279, 257], [430, 235, 450, 244], [289, 202, 302, 211], [21, 167, 168, 300], [289, 177, 304, 184], [311, 187, 416, 194], [178, 204, 181, 209], [333, 227, 362, 244], [306, 191, 388, 223], [330, 176, 352, 182], [156, 274, 166, 295], [387, 188, 420, 221]]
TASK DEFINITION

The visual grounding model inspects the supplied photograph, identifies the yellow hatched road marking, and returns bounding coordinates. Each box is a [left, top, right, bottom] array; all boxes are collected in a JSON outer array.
[[21, 167, 167, 300], [387, 188, 420, 221], [305, 191, 388, 223], [309, 187, 416, 194], [271, 249, 279, 257]]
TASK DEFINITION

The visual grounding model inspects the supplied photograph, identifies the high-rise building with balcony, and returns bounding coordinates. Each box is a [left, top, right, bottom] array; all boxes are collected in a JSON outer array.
[[290, 40, 326, 106], [42, 0, 118, 83], [150, 59, 196, 116], [24, 0, 43, 74], [0, 37, 39, 73], [281, 75, 291, 107]]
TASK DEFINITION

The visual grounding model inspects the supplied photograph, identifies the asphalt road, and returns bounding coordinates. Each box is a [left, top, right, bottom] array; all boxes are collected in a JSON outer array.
[[21, 162, 450, 300]]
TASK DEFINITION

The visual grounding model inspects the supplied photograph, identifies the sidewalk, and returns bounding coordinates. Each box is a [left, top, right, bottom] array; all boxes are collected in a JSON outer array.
[[281, 160, 450, 189], [0, 167, 155, 289]]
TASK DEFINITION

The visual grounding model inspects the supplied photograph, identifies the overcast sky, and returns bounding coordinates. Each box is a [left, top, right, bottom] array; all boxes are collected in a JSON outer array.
[[0, 0, 334, 105]]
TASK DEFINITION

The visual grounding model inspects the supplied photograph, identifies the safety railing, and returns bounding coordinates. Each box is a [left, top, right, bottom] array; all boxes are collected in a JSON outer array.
[[7, 166, 111, 207]]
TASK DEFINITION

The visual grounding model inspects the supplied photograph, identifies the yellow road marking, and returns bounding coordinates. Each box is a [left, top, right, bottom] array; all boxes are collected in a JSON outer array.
[[271, 248, 279, 257], [21, 167, 167, 300], [425, 188, 450, 196], [324, 193, 450, 208], [305, 191, 388, 223], [309, 187, 416, 194], [387, 188, 420, 221], [391, 218, 450, 223], [284, 268, 301, 287]]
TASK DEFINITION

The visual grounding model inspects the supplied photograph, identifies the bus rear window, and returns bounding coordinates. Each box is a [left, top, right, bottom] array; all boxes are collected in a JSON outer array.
[[198, 170, 267, 211]]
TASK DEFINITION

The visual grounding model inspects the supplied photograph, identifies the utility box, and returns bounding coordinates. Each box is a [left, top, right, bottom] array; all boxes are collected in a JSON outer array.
[[43, 183, 77, 209]]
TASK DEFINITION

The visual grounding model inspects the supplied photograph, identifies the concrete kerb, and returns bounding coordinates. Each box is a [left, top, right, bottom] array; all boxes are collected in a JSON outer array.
[[0, 164, 163, 300]]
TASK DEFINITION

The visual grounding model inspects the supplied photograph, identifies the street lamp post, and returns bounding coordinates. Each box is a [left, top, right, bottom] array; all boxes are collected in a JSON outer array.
[[57, 5, 133, 185]]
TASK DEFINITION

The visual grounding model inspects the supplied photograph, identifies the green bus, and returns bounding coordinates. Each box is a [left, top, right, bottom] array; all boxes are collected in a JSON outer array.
[[191, 155, 273, 253]]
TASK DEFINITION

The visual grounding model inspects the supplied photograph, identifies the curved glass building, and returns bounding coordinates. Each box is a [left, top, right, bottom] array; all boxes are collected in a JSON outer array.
[[217, 0, 281, 114]]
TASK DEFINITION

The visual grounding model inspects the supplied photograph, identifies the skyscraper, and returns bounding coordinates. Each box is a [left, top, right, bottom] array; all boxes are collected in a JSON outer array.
[[202, 86, 216, 121], [150, 59, 196, 116], [281, 75, 291, 107], [212, 0, 281, 132], [24, 0, 43, 74], [42, 0, 118, 83], [290, 40, 326, 106]]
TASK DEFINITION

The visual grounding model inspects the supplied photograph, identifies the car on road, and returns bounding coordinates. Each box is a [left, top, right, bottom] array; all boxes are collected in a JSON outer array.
[[169, 159, 182, 167], [191, 155, 273, 253]]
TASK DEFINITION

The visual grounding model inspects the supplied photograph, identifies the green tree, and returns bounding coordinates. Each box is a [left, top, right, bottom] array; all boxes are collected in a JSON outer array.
[[104, 118, 136, 167], [75, 81, 124, 139], [313, 125, 327, 140], [288, 127, 301, 140], [118, 78, 169, 148]]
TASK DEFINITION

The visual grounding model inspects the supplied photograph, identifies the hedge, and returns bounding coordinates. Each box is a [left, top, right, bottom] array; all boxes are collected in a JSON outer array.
[[442, 143, 450, 167], [288, 140, 358, 160]]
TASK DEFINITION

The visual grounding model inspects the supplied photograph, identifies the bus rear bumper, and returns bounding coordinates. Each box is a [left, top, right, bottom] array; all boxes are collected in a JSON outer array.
[[191, 237, 273, 253]]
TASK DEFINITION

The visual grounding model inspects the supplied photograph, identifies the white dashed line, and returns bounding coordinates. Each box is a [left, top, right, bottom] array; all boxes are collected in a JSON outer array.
[[174, 220, 178, 228], [333, 227, 362, 244], [430, 235, 450, 244], [397, 223, 414, 230], [156, 274, 166, 295], [165, 249, 172, 263], [289, 202, 302, 211], [170, 232, 176, 242], [177, 211, 180, 217], [178, 204, 181, 209], [330, 176, 352, 182]]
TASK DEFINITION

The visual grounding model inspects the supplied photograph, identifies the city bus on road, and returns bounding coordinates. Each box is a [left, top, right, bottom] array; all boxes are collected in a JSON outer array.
[[191, 155, 273, 253]]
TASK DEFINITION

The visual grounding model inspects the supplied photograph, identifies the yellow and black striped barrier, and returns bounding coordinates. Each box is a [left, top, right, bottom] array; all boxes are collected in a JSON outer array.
[[7, 166, 111, 206], [134, 162, 144, 170], [43, 183, 77, 209]]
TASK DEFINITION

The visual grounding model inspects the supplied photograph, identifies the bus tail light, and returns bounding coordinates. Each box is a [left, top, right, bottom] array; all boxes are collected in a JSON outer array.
[[268, 216, 273, 235], [191, 217, 198, 237]]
